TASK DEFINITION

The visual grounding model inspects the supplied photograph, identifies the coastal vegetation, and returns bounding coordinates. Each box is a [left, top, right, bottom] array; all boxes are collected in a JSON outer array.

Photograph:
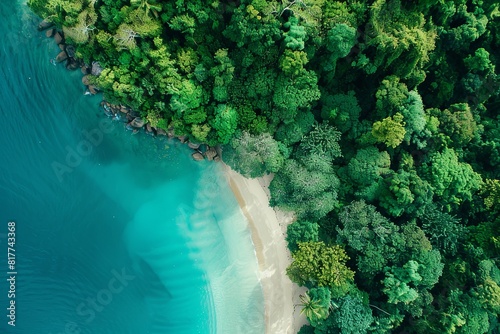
[[28, 0, 500, 332]]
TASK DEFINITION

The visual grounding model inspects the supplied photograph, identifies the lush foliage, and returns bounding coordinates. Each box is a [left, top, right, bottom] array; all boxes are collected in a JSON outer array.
[[29, 0, 500, 332]]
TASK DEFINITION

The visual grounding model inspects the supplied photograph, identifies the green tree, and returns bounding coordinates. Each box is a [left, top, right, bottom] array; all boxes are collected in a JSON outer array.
[[210, 49, 235, 102], [464, 48, 495, 74], [270, 155, 339, 220], [212, 104, 238, 145], [435, 103, 479, 146], [337, 200, 401, 276], [298, 122, 342, 160], [287, 241, 355, 289], [275, 111, 315, 145], [223, 132, 284, 178], [421, 205, 467, 257], [346, 147, 391, 201], [62, 9, 97, 44], [323, 23, 357, 74], [272, 70, 321, 124], [375, 75, 409, 118], [321, 90, 362, 134], [286, 220, 319, 252], [279, 49, 308, 76], [315, 294, 374, 334], [371, 113, 406, 148], [298, 289, 331, 326], [382, 260, 421, 305], [366, 0, 437, 78], [283, 16, 306, 51], [421, 148, 483, 211], [378, 169, 434, 217]]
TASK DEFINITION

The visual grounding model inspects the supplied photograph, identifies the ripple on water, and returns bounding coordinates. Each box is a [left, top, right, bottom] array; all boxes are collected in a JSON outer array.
[[0, 2, 264, 334]]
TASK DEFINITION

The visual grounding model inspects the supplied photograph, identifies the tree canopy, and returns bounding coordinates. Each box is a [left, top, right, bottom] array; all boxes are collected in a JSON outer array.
[[29, 0, 500, 331]]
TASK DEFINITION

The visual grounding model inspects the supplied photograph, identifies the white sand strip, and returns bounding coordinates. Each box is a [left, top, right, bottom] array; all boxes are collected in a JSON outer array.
[[223, 164, 308, 333]]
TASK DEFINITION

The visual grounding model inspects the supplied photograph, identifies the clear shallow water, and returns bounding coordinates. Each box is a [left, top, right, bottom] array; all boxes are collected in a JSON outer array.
[[0, 2, 264, 333]]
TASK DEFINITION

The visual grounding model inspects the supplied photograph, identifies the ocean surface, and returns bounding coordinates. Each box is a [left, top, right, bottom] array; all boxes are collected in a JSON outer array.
[[0, 2, 264, 333]]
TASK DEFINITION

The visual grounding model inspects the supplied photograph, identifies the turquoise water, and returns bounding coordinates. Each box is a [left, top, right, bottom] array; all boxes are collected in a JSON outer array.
[[0, 2, 264, 333]]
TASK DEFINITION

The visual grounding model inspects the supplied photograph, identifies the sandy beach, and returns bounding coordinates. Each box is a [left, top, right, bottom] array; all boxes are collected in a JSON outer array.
[[223, 164, 308, 334]]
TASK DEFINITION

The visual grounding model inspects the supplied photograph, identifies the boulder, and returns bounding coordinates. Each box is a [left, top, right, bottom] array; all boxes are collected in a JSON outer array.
[[65, 45, 76, 58], [188, 142, 200, 150], [178, 135, 187, 143], [131, 117, 145, 128], [58, 43, 66, 51], [38, 19, 54, 31], [91, 61, 103, 76], [205, 147, 217, 161], [54, 31, 63, 44], [88, 85, 98, 95], [214, 156, 221, 162], [45, 29, 55, 38], [66, 58, 79, 71], [156, 128, 167, 136], [192, 152, 204, 161], [82, 75, 91, 85], [55, 50, 68, 63], [120, 106, 128, 113], [146, 123, 153, 133], [81, 65, 90, 75]]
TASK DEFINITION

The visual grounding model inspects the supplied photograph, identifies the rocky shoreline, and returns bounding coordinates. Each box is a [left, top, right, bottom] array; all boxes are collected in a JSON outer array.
[[38, 19, 220, 163]]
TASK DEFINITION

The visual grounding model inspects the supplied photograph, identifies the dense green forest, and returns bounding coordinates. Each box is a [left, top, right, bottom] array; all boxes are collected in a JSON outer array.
[[28, 0, 500, 332]]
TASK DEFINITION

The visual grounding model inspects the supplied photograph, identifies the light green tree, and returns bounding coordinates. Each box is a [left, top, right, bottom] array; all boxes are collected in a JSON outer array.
[[287, 241, 355, 289], [372, 113, 406, 148]]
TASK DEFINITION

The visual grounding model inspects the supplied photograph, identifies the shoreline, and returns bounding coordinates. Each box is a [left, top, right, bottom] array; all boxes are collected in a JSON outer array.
[[223, 164, 307, 334], [38, 20, 306, 333]]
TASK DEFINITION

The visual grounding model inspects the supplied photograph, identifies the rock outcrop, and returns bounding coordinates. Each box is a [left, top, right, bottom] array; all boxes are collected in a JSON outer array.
[[38, 19, 54, 31], [130, 117, 145, 128], [188, 142, 200, 150], [204, 147, 218, 161], [54, 31, 64, 44], [192, 152, 204, 161], [55, 50, 67, 63], [45, 28, 55, 37], [91, 62, 103, 76]]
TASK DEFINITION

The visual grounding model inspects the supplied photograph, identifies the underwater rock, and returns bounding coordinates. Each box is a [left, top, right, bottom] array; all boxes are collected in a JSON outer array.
[[66, 58, 79, 70], [54, 31, 63, 45], [88, 85, 98, 95], [38, 19, 54, 31], [55, 51, 67, 62], [188, 142, 200, 149], [65, 45, 76, 58], [81, 65, 90, 75], [204, 147, 217, 161], [130, 117, 145, 128], [45, 28, 55, 37], [192, 152, 204, 161], [82, 75, 91, 86]]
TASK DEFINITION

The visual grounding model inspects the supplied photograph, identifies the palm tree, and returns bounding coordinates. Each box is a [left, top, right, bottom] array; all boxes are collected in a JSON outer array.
[[298, 291, 330, 322]]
